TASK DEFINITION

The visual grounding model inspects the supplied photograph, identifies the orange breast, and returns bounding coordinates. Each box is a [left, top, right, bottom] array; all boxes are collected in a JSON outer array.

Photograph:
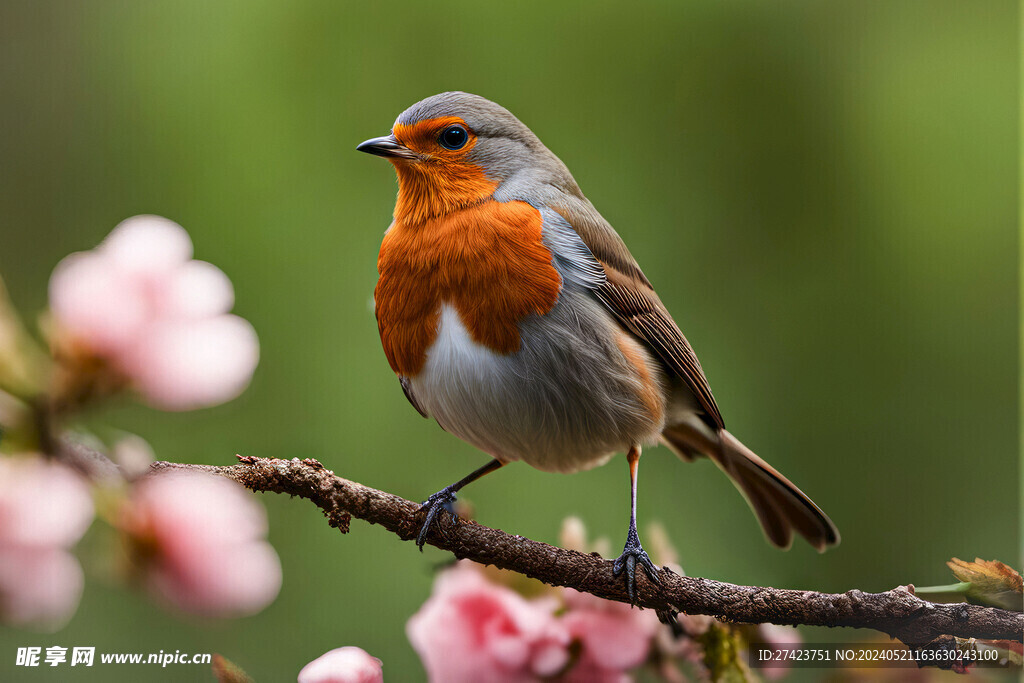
[[375, 200, 562, 377]]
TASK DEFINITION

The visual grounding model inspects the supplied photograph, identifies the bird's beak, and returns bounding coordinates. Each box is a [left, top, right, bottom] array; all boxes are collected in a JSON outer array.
[[356, 134, 418, 160]]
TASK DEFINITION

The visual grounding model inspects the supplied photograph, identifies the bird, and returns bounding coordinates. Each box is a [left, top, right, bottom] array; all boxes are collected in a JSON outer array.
[[357, 92, 839, 601]]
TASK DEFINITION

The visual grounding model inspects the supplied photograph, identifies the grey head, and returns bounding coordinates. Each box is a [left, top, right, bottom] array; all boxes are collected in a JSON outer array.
[[357, 91, 583, 202]]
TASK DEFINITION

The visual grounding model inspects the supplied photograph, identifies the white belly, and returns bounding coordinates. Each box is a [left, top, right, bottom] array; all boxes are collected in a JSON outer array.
[[407, 293, 665, 473]]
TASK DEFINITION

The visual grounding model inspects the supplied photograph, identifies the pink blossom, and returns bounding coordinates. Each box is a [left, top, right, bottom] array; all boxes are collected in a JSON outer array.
[[560, 588, 661, 681], [0, 457, 94, 546], [122, 471, 281, 618], [0, 547, 84, 630], [120, 316, 259, 410], [102, 214, 194, 275], [407, 562, 570, 682], [298, 647, 383, 683], [48, 215, 258, 410], [48, 251, 149, 355], [0, 457, 93, 630]]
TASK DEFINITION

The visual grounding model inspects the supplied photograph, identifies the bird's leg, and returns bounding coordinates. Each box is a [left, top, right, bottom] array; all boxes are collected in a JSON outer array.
[[416, 458, 504, 549], [612, 445, 661, 603]]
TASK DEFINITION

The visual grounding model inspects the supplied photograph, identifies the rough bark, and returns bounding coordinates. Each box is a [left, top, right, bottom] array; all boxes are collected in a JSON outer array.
[[151, 456, 1024, 649]]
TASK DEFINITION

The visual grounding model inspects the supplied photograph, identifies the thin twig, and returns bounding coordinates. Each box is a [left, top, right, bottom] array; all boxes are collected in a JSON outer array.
[[151, 456, 1023, 650]]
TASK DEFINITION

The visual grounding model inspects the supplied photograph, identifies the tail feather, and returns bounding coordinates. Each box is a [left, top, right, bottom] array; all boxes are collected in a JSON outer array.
[[661, 424, 839, 551]]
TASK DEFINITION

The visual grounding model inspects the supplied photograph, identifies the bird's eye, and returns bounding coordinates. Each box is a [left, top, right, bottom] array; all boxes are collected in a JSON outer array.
[[438, 125, 469, 150]]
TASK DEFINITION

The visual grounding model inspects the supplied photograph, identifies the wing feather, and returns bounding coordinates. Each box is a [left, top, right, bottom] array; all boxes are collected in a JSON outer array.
[[552, 201, 725, 429], [400, 375, 428, 418]]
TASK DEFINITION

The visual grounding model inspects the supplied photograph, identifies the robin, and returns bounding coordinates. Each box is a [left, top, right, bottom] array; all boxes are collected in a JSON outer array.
[[358, 92, 839, 600]]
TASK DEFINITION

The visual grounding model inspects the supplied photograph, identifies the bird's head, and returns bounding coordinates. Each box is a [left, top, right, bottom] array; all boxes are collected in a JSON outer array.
[[357, 92, 576, 224]]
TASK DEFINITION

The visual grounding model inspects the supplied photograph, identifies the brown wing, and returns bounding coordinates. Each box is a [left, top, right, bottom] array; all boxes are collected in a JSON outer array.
[[554, 201, 724, 430]]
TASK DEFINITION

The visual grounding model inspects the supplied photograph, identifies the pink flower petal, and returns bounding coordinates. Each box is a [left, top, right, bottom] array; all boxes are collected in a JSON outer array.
[[483, 626, 530, 670], [100, 215, 193, 275], [123, 315, 259, 410], [125, 472, 281, 618], [147, 542, 281, 618], [48, 251, 149, 354], [0, 545, 84, 631], [298, 647, 383, 683], [531, 641, 570, 677], [564, 610, 654, 671], [0, 458, 94, 548], [161, 260, 235, 319], [561, 588, 661, 673], [407, 563, 569, 683], [134, 471, 268, 544]]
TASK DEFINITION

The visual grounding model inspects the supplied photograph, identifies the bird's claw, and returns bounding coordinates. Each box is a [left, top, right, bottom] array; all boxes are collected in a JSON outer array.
[[612, 533, 660, 604], [415, 487, 458, 549]]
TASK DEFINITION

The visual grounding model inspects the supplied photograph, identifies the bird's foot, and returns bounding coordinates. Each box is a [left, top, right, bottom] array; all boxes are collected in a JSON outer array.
[[612, 526, 660, 604], [415, 486, 459, 550]]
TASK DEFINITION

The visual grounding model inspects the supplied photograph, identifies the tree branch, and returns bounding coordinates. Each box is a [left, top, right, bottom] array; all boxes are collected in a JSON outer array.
[[151, 456, 1023, 650]]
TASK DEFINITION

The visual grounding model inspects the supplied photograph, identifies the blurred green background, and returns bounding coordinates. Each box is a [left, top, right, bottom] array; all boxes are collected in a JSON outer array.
[[0, 1, 1017, 680]]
